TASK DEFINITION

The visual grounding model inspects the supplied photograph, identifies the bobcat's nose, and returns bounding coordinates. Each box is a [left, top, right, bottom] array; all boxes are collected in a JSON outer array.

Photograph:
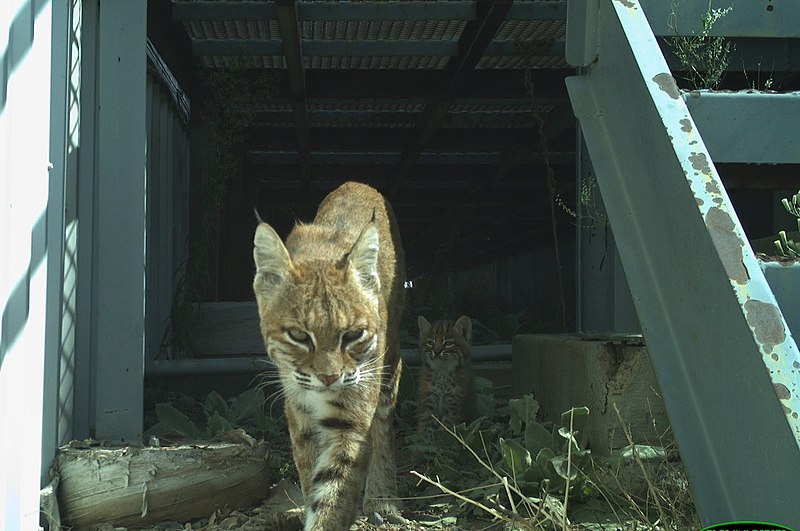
[[317, 373, 339, 386]]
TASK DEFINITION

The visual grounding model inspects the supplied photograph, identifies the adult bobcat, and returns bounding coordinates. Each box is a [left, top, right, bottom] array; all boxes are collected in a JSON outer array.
[[252, 182, 405, 530]]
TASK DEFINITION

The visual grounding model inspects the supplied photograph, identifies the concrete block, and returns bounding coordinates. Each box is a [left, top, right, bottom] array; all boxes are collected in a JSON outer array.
[[512, 334, 671, 455]]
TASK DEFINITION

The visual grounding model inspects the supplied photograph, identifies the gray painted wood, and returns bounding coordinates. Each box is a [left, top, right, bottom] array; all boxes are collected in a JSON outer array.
[[43, 0, 78, 481], [567, 0, 800, 524], [93, 0, 147, 441], [74, 0, 99, 441]]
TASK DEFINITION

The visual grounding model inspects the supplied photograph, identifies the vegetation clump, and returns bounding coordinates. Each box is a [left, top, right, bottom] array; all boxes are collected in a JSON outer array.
[[146, 380, 698, 530], [667, 0, 733, 90]]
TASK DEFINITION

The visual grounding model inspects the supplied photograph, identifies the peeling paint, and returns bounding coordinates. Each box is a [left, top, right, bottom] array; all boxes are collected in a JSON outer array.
[[705, 180, 722, 195], [695, 197, 704, 207], [706, 207, 749, 284], [652, 73, 680, 100], [772, 353, 780, 361], [679, 118, 692, 133], [615, 0, 637, 8], [744, 299, 786, 353], [689, 152, 712, 176], [775, 383, 791, 400], [794, 361, 800, 369]]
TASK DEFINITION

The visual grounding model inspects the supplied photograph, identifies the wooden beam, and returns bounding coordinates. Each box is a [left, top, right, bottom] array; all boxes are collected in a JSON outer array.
[[247, 149, 575, 166], [190, 39, 564, 59], [274, 0, 310, 180], [307, 69, 573, 99], [394, 0, 514, 187], [94, 0, 147, 441], [173, 0, 569, 23]]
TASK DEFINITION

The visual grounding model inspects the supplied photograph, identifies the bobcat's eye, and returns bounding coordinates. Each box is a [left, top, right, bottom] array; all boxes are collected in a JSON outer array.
[[341, 329, 365, 346], [424, 340, 434, 348], [287, 328, 310, 343]]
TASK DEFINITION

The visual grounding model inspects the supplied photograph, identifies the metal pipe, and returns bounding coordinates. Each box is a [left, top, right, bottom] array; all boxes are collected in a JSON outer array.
[[145, 344, 512, 377]]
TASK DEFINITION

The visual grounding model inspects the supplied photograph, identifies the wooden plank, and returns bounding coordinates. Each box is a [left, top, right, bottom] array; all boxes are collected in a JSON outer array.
[[159, 91, 172, 353], [191, 302, 264, 357], [146, 77, 161, 362]]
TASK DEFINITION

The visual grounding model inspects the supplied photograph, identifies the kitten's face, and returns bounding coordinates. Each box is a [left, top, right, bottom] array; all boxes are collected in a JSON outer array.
[[256, 261, 381, 397], [418, 317, 471, 369]]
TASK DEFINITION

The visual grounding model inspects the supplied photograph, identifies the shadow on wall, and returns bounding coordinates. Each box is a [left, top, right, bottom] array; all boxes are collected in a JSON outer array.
[[0, 211, 47, 372], [1, 0, 50, 114]]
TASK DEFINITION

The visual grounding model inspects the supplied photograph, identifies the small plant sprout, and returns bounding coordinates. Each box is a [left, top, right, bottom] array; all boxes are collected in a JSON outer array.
[[774, 189, 800, 258]]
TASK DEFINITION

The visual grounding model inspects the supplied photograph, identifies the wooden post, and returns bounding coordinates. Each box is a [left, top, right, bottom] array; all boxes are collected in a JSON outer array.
[[92, 0, 147, 440]]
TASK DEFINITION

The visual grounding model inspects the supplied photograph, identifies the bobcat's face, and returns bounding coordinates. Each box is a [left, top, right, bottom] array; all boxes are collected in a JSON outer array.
[[418, 315, 472, 371], [253, 222, 384, 400], [420, 334, 463, 369]]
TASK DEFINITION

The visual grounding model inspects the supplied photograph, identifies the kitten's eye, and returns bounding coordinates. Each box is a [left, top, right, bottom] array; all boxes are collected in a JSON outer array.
[[287, 328, 310, 343], [342, 329, 364, 345], [444, 340, 455, 348], [425, 340, 434, 348]]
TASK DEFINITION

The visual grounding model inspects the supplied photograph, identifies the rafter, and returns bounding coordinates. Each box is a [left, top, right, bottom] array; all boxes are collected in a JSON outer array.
[[393, 0, 514, 188], [275, 0, 310, 179]]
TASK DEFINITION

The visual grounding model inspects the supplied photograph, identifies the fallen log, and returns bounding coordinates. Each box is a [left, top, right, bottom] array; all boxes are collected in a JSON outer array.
[[55, 437, 270, 529]]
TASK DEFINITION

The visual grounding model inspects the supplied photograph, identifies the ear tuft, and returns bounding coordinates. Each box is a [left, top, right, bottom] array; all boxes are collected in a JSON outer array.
[[253, 223, 291, 284], [349, 222, 380, 292], [418, 315, 431, 337], [454, 315, 472, 343]]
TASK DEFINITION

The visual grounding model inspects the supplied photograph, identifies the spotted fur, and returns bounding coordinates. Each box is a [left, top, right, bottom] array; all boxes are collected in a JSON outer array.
[[253, 182, 405, 530], [416, 315, 476, 432]]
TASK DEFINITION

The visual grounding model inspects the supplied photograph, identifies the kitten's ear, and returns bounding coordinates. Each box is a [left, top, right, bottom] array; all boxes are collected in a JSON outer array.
[[418, 315, 431, 337], [454, 315, 472, 343], [349, 222, 380, 292], [253, 223, 291, 284]]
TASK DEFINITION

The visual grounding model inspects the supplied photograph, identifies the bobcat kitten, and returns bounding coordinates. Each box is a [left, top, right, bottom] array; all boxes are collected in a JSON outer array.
[[416, 315, 476, 432], [253, 182, 405, 530]]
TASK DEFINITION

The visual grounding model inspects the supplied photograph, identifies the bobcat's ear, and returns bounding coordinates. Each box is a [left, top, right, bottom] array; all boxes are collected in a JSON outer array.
[[417, 315, 431, 337], [349, 222, 380, 293], [253, 223, 291, 284], [454, 315, 472, 343]]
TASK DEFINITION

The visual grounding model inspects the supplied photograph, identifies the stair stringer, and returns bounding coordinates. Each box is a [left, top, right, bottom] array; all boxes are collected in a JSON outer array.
[[565, 0, 800, 526]]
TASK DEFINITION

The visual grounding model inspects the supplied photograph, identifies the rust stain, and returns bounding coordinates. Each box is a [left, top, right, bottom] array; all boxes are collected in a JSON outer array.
[[774, 383, 791, 400], [680, 118, 692, 133], [652, 73, 680, 100], [706, 207, 749, 284], [744, 299, 786, 353], [689, 152, 712, 176]]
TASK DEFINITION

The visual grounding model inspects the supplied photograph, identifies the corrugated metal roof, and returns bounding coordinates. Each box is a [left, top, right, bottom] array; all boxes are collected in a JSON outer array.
[[169, 0, 577, 267]]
